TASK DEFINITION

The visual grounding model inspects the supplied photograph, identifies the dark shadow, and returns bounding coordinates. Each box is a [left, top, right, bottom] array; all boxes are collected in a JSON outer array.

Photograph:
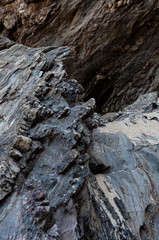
[[0, 22, 4, 33]]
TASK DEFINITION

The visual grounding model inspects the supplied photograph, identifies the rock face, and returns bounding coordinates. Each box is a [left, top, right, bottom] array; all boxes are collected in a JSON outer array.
[[0, 37, 159, 240], [0, 1, 159, 239], [0, 0, 159, 111], [93, 92, 159, 240], [0, 37, 130, 239]]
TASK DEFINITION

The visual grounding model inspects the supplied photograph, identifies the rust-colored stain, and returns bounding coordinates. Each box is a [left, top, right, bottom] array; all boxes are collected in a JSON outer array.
[[120, 185, 126, 200], [147, 173, 159, 202]]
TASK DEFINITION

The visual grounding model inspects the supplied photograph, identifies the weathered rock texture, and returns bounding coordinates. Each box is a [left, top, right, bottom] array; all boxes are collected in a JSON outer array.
[[0, 37, 132, 240], [0, 36, 159, 240], [0, 0, 159, 111], [0, 1, 159, 240], [93, 92, 159, 240]]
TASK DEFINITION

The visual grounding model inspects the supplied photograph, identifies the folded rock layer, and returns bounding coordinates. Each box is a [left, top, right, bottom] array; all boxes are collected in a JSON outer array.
[[0, 1, 159, 239], [0, 37, 159, 240], [0, 37, 133, 240], [0, 0, 159, 111]]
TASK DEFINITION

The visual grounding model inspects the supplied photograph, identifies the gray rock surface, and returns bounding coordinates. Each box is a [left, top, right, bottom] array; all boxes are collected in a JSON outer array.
[[94, 92, 159, 239], [0, 37, 159, 240]]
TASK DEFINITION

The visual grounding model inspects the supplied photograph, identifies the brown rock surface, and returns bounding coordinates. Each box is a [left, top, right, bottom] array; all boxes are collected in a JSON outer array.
[[0, 0, 159, 111]]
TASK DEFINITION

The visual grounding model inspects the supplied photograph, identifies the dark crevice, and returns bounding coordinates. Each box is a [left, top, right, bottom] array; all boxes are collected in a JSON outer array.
[[140, 225, 147, 240], [98, 85, 114, 113], [7, 18, 23, 42], [84, 76, 115, 114], [0, 22, 5, 33]]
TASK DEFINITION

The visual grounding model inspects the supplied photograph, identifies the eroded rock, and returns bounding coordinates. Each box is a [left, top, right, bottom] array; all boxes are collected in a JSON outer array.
[[13, 135, 32, 153], [0, 36, 158, 240], [0, 0, 158, 112], [0, 160, 20, 200], [88, 142, 111, 174], [92, 92, 159, 239], [9, 148, 22, 160]]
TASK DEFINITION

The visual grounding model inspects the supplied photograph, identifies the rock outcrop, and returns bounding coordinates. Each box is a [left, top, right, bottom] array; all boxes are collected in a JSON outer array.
[[0, 0, 159, 111], [0, 1, 159, 239], [92, 92, 159, 240], [0, 37, 159, 240], [0, 37, 130, 240]]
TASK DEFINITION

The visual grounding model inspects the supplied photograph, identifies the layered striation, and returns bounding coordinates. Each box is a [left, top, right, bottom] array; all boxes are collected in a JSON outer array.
[[0, 37, 134, 240], [0, 1, 159, 238], [0, 37, 159, 239], [91, 92, 159, 240], [0, 0, 159, 111]]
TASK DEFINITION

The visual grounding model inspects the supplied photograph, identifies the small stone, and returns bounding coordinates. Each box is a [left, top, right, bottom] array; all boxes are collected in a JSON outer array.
[[8, 159, 20, 175], [13, 135, 32, 153], [29, 108, 38, 121], [9, 149, 22, 160], [103, 112, 120, 122], [88, 142, 111, 174]]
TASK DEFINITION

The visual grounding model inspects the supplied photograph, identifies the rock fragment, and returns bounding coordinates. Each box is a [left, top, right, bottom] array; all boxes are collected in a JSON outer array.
[[88, 142, 111, 174], [13, 135, 32, 153], [9, 148, 22, 160]]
